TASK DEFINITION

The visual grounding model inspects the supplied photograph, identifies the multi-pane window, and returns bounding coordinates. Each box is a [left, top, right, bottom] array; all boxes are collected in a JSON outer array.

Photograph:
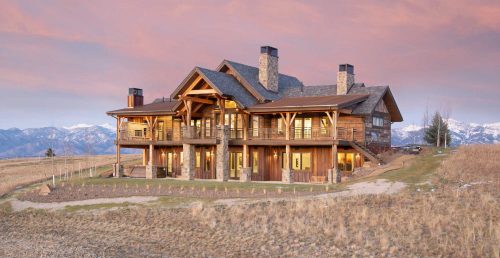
[[373, 117, 384, 127], [294, 117, 312, 139], [225, 113, 243, 138], [291, 152, 311, 170], [205, 119, 211, 137]]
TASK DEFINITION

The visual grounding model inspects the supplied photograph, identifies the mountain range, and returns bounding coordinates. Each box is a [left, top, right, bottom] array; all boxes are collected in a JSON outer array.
[[0, 124, 137, 159], [392, 119, 500, 146], [0, 119, 498, 158]]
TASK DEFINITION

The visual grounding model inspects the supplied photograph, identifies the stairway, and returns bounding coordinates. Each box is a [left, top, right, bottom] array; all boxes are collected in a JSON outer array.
[[349, 142, 384, 165]]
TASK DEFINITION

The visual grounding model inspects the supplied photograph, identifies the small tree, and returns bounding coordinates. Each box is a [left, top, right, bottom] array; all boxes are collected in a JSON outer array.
[[424, 112, 451, 147], [45, 148, 56, 157]]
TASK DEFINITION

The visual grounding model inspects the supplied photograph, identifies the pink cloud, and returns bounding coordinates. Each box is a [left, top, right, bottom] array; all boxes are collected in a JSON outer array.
[[0, 0, 499, 125]]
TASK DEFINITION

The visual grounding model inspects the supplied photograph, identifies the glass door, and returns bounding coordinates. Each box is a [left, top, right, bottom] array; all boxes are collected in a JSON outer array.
[[294, 119, 303, 139], [229, 152, 242, 179], [304, 117, 312, 139]]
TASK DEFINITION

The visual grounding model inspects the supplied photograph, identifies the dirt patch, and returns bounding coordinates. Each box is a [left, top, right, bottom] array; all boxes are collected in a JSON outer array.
[[10, 196, 158, 212]]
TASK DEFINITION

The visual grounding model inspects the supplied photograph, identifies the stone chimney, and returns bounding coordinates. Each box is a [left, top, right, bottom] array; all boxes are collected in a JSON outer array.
[[259, 46, 279, 92], [127, 88, 143, 108], [336, 64, 355, 95]]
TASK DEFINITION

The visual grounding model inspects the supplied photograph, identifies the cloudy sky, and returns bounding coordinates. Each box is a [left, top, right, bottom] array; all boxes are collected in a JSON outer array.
[[1, 0, 499, 129]]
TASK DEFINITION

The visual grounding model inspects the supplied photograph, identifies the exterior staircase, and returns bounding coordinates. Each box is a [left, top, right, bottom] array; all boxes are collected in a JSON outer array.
[[349, 141, 384, 165]]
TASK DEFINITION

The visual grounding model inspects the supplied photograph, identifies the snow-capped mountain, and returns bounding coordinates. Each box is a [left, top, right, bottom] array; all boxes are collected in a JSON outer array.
[[0, 124, 137, 159], [392, 119, 500, 146]]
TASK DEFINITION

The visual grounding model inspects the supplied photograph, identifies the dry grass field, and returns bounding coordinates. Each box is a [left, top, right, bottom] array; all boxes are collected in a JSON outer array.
[[0, 154, 141, 197], [0, 145, 498, 257]]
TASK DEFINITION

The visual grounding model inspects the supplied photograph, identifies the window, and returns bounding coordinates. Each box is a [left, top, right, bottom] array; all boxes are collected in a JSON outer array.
[[337, 153, 355, 172], [252, 116, 259, 137], [195, 152, 201, 168], [304, 117, 312, 139], [134, 130, 142, 137], [292, 153, 301, 170], [224, 100, 237, 109], [291, 152, 311, 170], [205, 119, 211, 137], [252, 151, 258, 174], [373, 117, 384, 127], [277, 118, 284, 134], [293, 117, 312, 139], [302, 153, 311, 170], [294, 119, 303, 139]]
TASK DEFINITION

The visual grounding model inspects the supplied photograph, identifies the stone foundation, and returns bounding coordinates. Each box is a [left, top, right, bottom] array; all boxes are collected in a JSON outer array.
[[113, 163, 124, 178], [216, 125, 229, 181], [145, 164, 157, 179], [282, 168, 294, 184], [240, 167, 252, 182], [327, 168, 334, 184], [335, 168, 342, 184]]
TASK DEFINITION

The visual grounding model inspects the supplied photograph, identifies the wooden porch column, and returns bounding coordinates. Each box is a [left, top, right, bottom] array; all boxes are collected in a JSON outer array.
[[218, 98, 225, 126], [240, 113, 251, 182], [114, 116, 123, 178], [186, 100, 192, 126], [116, 116, 121, 164], [282, 112, 293, 183], [332, 144, 340, 183], [334, 111, 338, 140], [242, 113, 249, 167]]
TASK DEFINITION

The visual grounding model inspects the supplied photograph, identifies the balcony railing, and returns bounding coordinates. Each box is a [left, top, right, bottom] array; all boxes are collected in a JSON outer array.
[[188, 127, 217, 139], [118, 124, 365, 143]]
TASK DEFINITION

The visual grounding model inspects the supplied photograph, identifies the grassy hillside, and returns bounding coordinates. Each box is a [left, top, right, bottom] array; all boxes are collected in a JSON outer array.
[[0, 145, 498, 257]]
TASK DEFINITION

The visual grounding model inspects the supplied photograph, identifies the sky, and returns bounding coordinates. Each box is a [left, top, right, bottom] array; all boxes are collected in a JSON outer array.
[[1, 0, 499, 129]]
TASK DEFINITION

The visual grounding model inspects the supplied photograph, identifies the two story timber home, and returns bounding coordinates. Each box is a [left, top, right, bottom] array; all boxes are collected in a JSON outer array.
[[107, 46, 403, 183]]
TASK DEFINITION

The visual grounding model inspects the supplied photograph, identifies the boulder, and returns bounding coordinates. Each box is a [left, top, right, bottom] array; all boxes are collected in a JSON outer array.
[[39, 184, 52, 196]]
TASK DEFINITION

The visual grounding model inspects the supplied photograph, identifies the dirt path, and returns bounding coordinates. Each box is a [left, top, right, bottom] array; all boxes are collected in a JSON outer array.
[[214, 179, 406, 206]]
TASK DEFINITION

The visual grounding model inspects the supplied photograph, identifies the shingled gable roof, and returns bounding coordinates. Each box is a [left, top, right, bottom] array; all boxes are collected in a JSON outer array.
[[248, 94, 369, 112], [217, 60, 304, 101], [348, 85, 403, 122], [170, 66, 257, 108], [106, 99, 180, 116]]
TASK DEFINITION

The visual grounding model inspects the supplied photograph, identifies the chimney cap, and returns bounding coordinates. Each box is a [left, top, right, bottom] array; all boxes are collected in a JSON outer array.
[[339, 64, 354, 74], [261, 46, 278, 57], [128, 88, 143, 96]]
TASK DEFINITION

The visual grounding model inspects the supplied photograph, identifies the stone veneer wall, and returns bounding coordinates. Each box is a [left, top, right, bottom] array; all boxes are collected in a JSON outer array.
[[336, 71, 354, 95], [364, 112, 392, 154], [216, 125, 229, 181], [258, 52, 279, 92]]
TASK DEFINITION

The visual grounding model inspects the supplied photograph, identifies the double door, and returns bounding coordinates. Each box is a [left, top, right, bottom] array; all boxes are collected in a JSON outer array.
[[229, 152, 242, 179]]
